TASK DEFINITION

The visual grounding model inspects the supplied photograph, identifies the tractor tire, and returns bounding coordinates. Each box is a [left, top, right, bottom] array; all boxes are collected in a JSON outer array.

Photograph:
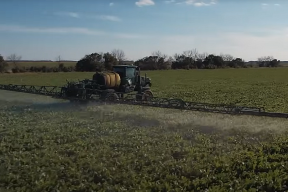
[[105, 93, 119, 102], [60, 87, 67, 98], [142, 90, 153, 101], [135, 93, 142, 101]]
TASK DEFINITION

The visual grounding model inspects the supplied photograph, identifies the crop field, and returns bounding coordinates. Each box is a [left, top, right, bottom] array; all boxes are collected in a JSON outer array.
[[1, 67, 288, 112], [1, 68, 288, 191]]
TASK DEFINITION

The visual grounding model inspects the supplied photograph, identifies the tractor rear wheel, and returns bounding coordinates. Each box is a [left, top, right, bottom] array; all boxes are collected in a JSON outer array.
[[142, 90, 153, 101]]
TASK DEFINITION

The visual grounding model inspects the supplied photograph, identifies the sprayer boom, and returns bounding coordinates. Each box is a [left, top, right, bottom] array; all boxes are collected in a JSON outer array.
[[0, 83, 287, 119]]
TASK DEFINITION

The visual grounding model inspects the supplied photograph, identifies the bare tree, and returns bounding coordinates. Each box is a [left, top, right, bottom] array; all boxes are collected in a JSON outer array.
[[197, 52, 209, 61], [258, 56, 274, 62], [56, 55, 65, 70], [7, 53, 22, 67], [111, 49, 126, 64], [183, 49, 199, 68], [257, 56, 275, 67], [152, 50, 168, 61], [173, 53, 180, 60], [220, 53, 235, 62], [56, 55, 61, 63], [151, 50, 171, 69], [183, 48, 199, 60], [166, 56, 174, 69], [167, 56, 174, 62]]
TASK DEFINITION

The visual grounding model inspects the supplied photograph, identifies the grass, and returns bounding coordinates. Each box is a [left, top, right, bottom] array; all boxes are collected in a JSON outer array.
[[0, 91, 288, 191], [1, 67, 288, 112], [1, 68, 288, 191]]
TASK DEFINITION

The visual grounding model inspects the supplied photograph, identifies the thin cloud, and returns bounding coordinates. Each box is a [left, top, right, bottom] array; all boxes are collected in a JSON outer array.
[[114, 33, 149, 39], [0, 24, 147, 39], [0, 24, 105, 35], [261, 3, 280, 6], [261, 3, 281, 7], [53, 11, 121, 22], [261, 3, 281, 10], [135, 0, 155, 7], [54, 11, 80, 18], [94, 15, 121, 22], [175, 0, 217, 6], [109, 2, 114, 6], [164, 0, 175, 3]]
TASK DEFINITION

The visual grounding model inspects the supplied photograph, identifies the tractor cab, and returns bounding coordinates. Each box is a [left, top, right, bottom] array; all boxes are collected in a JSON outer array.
[[112, 65, 151, 88], [112, 65, 138, 85]]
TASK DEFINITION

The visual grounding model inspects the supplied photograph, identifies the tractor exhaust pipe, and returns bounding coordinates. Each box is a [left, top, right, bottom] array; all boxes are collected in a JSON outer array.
[[136, 67, 142, 94]]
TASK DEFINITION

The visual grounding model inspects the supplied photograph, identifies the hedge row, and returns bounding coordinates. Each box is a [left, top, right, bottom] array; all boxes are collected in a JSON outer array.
[[10, 64, 75, 73]]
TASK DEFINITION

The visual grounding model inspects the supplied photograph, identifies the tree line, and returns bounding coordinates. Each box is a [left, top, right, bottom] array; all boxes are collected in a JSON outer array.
[[0, 49, 283, 73]]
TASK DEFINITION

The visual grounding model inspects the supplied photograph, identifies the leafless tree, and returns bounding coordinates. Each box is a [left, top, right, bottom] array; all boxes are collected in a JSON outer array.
[[152, 50, 168, 61], [183, 48, 199, 60], [56, 55, 65, 69], [257, 56, 275, 67], [151, 50, 171, 69], [258, 56, 274, 62], [166, 56, 174, 69], [197, 52, 209, 61], [220, 53, 235, 62], [111, 49, 126, 63], [167, 56, 174, 62], [173, 53, 180, 60], [7, 53, 22, 67], [56, 55, 61, 63]]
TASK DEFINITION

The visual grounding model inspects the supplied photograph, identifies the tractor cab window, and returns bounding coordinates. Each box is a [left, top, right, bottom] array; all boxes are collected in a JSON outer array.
[[126, 67, 136, 79], [113, 67, 125, 78]]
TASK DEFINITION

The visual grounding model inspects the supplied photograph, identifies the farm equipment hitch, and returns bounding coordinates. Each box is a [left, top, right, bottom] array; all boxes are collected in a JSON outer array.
[[0, 83, 288, 119]]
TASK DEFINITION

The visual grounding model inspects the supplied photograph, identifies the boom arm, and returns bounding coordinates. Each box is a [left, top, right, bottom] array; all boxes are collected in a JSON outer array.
[[0, 83, 288, 119]]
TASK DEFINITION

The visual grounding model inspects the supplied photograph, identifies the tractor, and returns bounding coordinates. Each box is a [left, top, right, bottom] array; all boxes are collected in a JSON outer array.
[[60, 65, 153, 102]]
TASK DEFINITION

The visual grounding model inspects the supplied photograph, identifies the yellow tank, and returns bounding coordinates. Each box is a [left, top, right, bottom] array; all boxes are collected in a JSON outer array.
[[93, 71, 121, 88]]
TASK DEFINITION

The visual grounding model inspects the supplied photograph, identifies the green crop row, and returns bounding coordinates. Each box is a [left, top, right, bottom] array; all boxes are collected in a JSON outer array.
[[0, 101, 288, 191]]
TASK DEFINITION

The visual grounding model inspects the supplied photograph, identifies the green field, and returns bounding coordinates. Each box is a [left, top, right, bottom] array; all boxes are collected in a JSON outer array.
[[1, 68, 288, 191], [1, 67, 288, 112]]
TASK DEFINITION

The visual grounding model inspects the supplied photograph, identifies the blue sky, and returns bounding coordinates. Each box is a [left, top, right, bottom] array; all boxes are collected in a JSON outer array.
[[0, 0, 287, 61]]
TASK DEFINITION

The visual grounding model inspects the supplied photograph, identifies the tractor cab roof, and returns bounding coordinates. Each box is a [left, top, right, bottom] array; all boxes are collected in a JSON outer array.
[[113, 65, 139, 70], [113, 65, 137, 68]]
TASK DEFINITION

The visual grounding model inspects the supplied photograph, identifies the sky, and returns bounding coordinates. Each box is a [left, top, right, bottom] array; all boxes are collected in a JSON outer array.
[[0, 0, 287, 61]]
